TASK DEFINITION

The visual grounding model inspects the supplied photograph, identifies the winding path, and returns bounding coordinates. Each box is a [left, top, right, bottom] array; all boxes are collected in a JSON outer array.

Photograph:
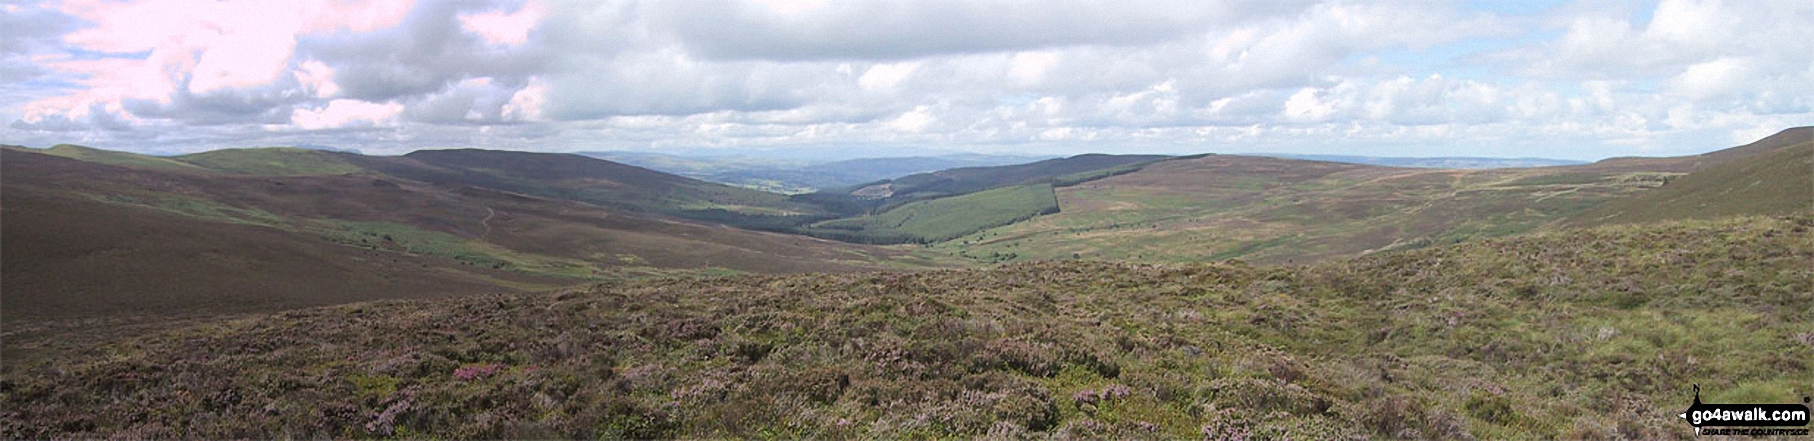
[[480, 206, 497, 241]]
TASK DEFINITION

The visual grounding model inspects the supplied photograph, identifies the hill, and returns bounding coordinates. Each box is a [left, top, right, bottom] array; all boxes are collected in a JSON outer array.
[[0, 148, 935, 325], [806, 184, 1060, 244], [582, 151, 1047, 193], [1254, 154, 1586, 169], [4, 215, 1807, 438], [929, 130, 1806, 265], [1568, 131, 1813, 226], [175, 147, 368, 175], [839, 153, 1170, 204], [358, 149, 824, 219], [928, 154, 1660, 264], [27, 144, 207, 171]]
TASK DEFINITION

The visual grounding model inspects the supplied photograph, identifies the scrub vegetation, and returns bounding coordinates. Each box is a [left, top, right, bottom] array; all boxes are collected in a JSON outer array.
[[4, 215, 1808, 438]]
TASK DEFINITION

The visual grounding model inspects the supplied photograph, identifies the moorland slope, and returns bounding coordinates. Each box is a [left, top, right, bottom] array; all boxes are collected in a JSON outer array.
[[0, 148, 928, 324], [930, 128, 1810, 264], [3, 214, 1807, 439]]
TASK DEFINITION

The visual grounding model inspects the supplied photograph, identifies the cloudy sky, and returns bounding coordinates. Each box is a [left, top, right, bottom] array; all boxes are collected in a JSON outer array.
[[2, 0, 1809, 159]]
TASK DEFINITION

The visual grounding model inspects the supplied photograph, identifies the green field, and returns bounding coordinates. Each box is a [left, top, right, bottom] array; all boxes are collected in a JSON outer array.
[[926, 155, 1695, 265], [808, 184, 1060, 243], [35, 144, 207, 171], [177, 148, 367, 175]]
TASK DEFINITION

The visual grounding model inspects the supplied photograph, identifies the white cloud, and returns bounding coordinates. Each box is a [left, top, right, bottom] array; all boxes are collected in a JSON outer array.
[[459, 0, 545, 46], [291, 99, 402, 130], [857, 61, 919, 91], [4, 0, 1810, 159]]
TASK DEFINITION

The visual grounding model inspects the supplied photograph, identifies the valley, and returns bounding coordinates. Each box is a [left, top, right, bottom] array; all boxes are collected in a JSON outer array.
[[1, 127, 1809, 439], [6, 3, 1808, 438]]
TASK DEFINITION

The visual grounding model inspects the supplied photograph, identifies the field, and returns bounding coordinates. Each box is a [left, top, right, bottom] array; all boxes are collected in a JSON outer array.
[[5, 215, 1808, 438], [806, 184, 1061, 244]]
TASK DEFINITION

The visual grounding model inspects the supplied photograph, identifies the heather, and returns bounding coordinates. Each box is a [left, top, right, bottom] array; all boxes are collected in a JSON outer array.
[[5, 215, 1808, 439]]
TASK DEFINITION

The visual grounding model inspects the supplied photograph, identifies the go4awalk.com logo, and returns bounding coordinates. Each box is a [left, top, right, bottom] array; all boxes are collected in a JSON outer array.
[[1680, 385, 1811, 436]]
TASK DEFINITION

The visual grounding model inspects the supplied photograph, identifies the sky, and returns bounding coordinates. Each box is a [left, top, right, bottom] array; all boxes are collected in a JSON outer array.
[[1, 0, 1810, 160]]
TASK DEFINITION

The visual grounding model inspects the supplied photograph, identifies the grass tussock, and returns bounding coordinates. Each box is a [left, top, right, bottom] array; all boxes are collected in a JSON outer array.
[[3, 215, 1810, 439]]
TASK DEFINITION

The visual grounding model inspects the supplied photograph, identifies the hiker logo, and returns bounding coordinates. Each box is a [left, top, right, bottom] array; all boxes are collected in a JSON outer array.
[[1678, 384, 1811, 436]]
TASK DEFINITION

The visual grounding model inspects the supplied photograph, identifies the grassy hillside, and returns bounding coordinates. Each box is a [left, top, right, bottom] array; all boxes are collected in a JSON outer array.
[[584, 152, 1045, 193], [1569, 138, 1813, 226], [807, 184, 1060, 244], [176, 147, 367, 175], [838, 154, 1170, 205], [34, 144, 207, 171], [0, 149, 939, 324], [931, 153, 1683, 264], [5, 215, 1807, 438], [379, 149, 825, 220]]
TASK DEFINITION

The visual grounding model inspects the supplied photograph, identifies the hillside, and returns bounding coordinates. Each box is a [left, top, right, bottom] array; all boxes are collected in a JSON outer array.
[[1255, 154, 1586, 169], [929, 154, 1659, 264], [841, 153, 1170, 204], [176, 147, 368, 175], [807, 184, 1060, 244], [930, 130, 1806, 265], [5, 215, 1807, 438], [0, 148, 934, 324], [1569, 133, 1813, 226], [30, 144, 207, 171], [353, 149, 824, 220], [583, 151, 1046, 193]]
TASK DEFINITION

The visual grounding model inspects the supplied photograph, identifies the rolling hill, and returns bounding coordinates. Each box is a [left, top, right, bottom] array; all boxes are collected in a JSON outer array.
[[926, 128, 1809, 265], [775, 154, 1172, 243], [5, 127, 1811, 439], [806, 184, 1061, 244], [1568, 131, 1813, 226], [583, 151, 1048, 193], [34, 144, 208, 171], [4, 214, 1806, 438], [176, 147, 368, 175], [838, 153, 1171, 204], [1253, 154, 1586, 169], [0, 147, 938, 326]]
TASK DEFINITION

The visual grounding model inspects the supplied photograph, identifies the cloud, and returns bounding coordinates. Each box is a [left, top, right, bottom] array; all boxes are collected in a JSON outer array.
[[651, 0, 1312, 61], [3, 0, 1809, 160], [459, 0, 546, 46], [290, 99, 403, 130]]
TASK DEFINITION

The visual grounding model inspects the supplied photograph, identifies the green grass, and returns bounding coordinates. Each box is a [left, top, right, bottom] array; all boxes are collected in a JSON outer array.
[[176, 148, 366, 176], [318, 220, 599, 279], [937, 155, 1689, 265], [39, 144, 206, 171], [6, 215, 1808, 438], [808, 184, 1060, 243], [1571, 140, 1814, 226], [83, 193, 289, 228]]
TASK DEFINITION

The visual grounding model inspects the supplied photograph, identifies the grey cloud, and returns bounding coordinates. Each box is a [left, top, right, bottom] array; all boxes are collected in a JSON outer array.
[[404, 78, 529, 124], [0, 2, 78, 55], [650, 0, 1313, 61], [10, 103, 135, 132], [301, 0, 551, 102], [121, 83, 307, 126], [542, 53, 822, 120]]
